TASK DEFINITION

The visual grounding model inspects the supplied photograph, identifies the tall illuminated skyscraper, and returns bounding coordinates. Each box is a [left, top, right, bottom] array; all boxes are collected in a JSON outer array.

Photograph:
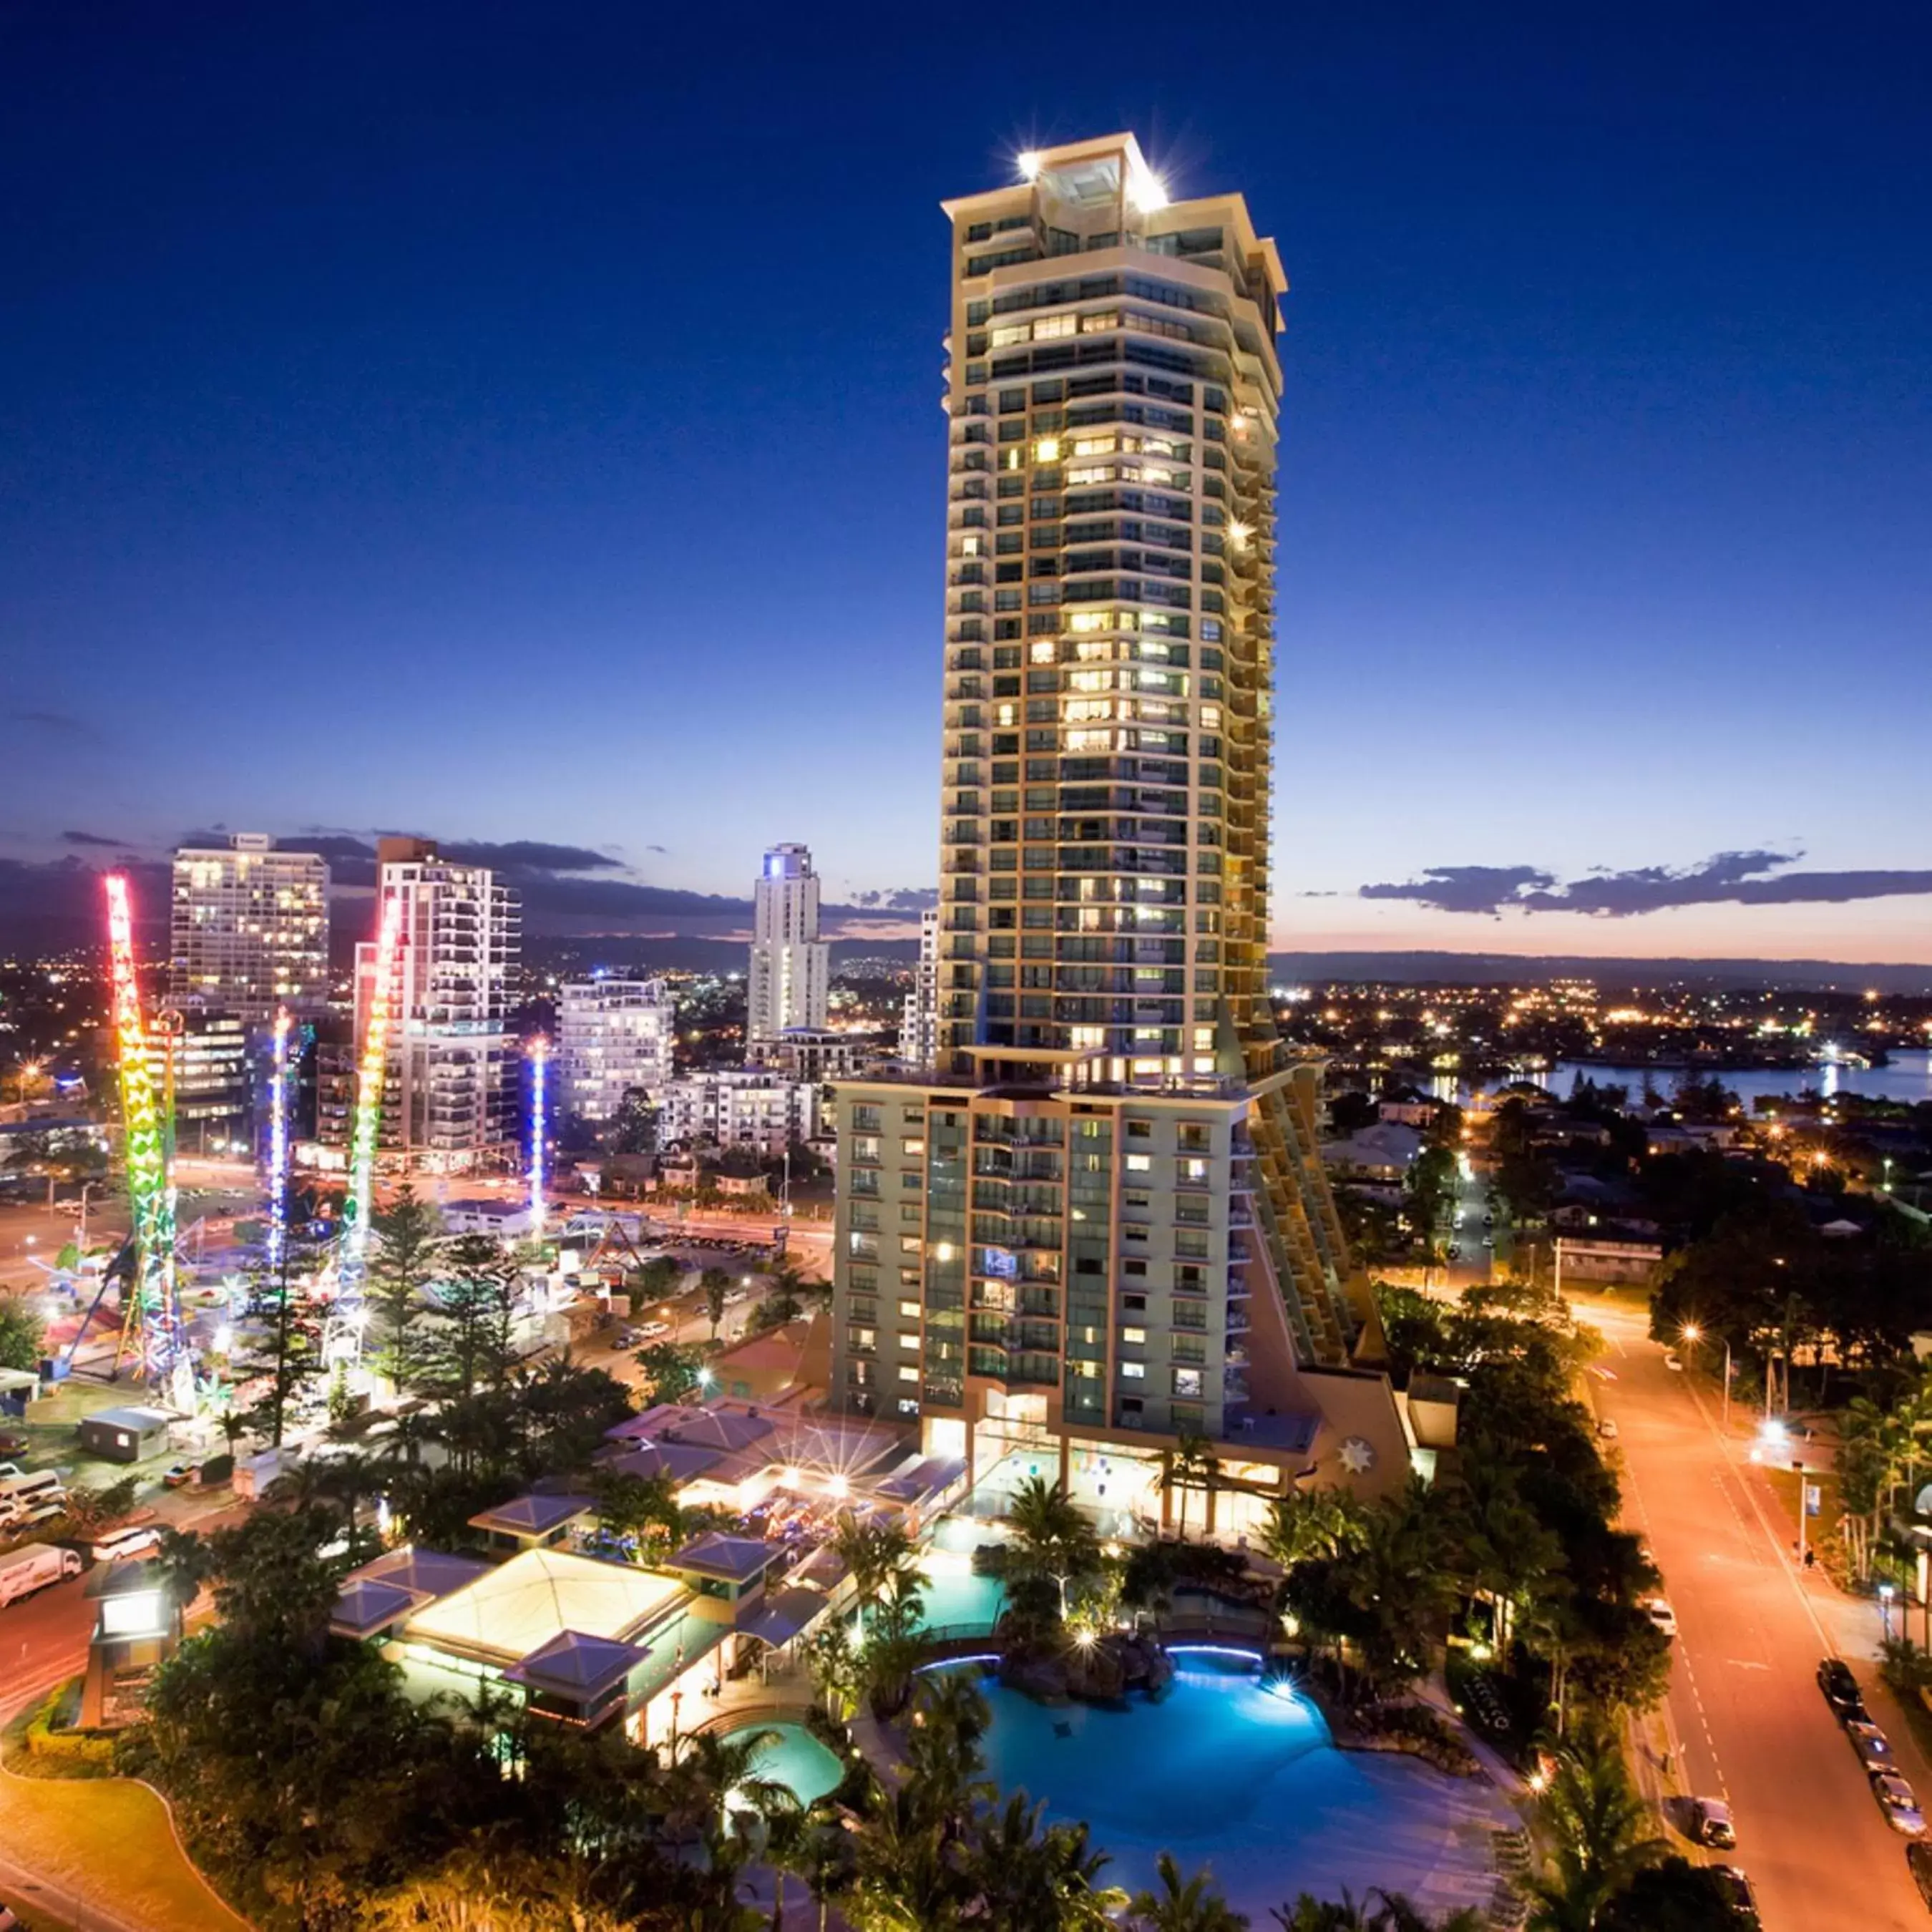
[[170, 833, 328, 1022], [747, 843, 829, 1050], [829, 135, 1405, 1529], [352, 837, 519, 1171]]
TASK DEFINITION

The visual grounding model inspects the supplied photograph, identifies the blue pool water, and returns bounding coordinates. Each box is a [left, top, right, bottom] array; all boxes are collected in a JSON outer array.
[[950, 1653, 1509, 1920], [728, 1720, 845, 1807]]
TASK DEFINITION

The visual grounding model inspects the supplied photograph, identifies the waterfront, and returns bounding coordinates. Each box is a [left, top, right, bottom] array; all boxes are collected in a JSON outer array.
[[1448, 1047, 1932, 1111]]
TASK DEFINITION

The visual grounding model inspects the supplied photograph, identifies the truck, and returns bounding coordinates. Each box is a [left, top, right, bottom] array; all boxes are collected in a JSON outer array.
[[233, 1445, 291, 1501], [0, 1541, 83, 1609]]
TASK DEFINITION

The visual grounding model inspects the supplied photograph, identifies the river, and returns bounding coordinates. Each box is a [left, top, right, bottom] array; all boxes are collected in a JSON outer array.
[[1435, 1047, 1932, 1111]]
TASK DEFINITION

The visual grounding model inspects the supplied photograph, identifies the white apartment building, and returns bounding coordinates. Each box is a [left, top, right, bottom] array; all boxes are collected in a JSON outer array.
[[558, 978, 674, 1122], [898, 907, 940, 1073], [655, 1069, 819, 1158], [746, 844, 829, 1048], [355, 837, 520, 1171], [170, 834, 328, 1022]]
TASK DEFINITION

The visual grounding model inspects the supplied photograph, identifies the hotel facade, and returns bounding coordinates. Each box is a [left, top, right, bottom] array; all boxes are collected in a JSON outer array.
[[829, 136, 1408, 1533]]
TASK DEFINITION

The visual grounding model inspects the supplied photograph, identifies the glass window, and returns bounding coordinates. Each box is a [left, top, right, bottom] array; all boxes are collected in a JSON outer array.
[[1121, 1361, 1146, 1380]]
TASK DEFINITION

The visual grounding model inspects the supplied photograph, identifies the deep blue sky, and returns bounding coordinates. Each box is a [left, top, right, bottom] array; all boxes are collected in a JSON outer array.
[[4, 1, 1930, 959]]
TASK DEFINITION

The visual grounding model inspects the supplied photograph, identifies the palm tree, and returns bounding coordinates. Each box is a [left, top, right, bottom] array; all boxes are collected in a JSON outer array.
[[972, 1793, 1128, 1928], [1526, 1727, 1666, 1930], [832, 1511, 921, 1624], [1257, 1484, 1369, 1568], [1128, 1850, 1249, 1931], [1003, 1474, 1102, 1603], [1158, 1433, 1221, 1541], [317, 1450, 388, 1535], [1273, 1896, 1480, 1932]]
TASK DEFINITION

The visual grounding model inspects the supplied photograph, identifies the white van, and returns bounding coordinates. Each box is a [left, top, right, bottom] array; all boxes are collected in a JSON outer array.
[[92, 1523, 163, 1563], [0, 1470, 66, 1516]]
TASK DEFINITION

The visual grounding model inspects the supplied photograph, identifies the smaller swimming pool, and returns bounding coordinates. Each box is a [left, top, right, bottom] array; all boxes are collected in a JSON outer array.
[[726, 1720, 846, 1807]]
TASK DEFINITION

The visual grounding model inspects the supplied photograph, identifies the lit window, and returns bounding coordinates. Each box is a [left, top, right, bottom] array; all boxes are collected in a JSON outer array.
[[1126, 1153, 1152, 1173], [899, 1365, 919, 1382], [899, 1299, 920, 1318], [1121, 1361, 1146, 1379], [1121, 1326, 1146, 1345]]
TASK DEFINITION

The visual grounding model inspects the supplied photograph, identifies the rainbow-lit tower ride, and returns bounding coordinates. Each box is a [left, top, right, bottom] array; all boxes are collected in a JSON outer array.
[[329, 891, 404, 1365], [102, 874, 185, 1388], [527, 1035, 549, 1238], [265, 1008, 293, 1278]]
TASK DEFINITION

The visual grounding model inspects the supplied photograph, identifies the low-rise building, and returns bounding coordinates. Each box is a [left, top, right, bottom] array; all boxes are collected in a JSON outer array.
[[655, 1070, 819, 1158]]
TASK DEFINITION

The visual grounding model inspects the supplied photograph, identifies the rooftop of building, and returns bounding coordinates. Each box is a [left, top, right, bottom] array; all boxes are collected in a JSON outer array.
[[667, 1531, 786, 1585], [401, 1547, 687, 1666]]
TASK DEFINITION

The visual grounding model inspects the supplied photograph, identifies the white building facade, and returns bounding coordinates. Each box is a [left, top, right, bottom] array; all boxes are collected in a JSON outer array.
[[898, 907, 940, 1073], [170, 834, 329, 1022], [655, 1070, 819, 1158], [356, 837, 520, 1171], [557, 978, 675, 1123], [747, 844, 829, 1049]]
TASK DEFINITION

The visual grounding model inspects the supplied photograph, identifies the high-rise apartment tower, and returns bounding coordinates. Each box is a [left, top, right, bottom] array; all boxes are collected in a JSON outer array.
[[355, 837, 520, 1170], [829, 137, 1405, 1533], [558, 977, 675, 1123], [747, 844, 829, 1049], [170, 833, 328, 1022]]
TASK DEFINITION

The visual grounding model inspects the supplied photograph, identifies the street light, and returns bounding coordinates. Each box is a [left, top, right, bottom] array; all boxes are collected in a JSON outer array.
[[1682, 1323, 1734, 1430]]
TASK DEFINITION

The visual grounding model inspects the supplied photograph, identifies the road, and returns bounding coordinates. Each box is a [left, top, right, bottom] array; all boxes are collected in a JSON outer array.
[[1581, 1292, 1928, 1930], [0, 1573, 93, 1719]]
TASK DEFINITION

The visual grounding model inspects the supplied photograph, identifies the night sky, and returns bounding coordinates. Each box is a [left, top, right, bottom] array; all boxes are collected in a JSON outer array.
[[4, 3, 1929, 960]]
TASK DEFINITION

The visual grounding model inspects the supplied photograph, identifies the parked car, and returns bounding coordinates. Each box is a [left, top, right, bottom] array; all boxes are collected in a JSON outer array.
[[161, 1462, 195, 1490], [1818, 1657, 1867, 1719], [1849, 1720, 1896, 1772], [1875, 1772, 1928, 1836], [1690, 1797, 1736, 1848], [1597, 1418, 1619, 1441], [92, 1523, 163, 1564], [640, 1320, 671, 1339], [0, 1433, 27, 1456], [1712, 1865, 1760, 1925], [1907, 1838, 1932, 1909], [1664, 1352, 1684, 1372], [1643, 1597, 1679, 1639]]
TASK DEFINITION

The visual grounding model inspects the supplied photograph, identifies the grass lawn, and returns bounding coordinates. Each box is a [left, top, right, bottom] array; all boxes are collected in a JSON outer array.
[[0, 1755, 249, 1932]]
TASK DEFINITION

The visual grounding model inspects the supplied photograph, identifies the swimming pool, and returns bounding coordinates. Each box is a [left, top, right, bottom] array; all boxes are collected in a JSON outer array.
[[948, 1652, 1509, 1921], [725, 1719, 846, 1807]]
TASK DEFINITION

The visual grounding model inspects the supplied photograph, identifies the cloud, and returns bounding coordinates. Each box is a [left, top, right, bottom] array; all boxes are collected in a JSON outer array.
[[62, 829, 129, 849], [847, 886, 940, 912], [1360, 851, 1932, 919], [1361, 865, 1558, 917], [9, 708, 95, 741]]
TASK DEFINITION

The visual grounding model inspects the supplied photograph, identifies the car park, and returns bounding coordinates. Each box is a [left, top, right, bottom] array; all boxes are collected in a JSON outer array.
[[1849, 1720, 1896, 1772], [1818, 1657, 1867, 1720], [1875, 1772, 1928, 1836], [1690, 1797, 1735, 1848], [1643, 1597, 1678, 1638]]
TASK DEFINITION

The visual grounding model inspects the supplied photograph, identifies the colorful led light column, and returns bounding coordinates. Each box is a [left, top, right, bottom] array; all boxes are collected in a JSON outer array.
[[334, 892, 404, 1354], [527, 1035, 549, 1237], [103, 874, 178, 1380], [265, 1007, 291, 1277]]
